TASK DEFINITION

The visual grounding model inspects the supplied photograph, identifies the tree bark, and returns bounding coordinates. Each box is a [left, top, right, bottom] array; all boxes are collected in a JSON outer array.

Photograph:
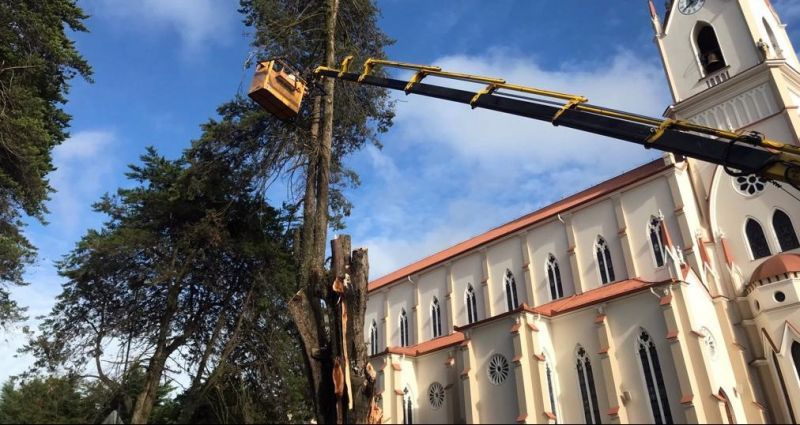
[[331, 235, 377, 424], [130, 278, 182, 424], [288, 0, 341, 423]]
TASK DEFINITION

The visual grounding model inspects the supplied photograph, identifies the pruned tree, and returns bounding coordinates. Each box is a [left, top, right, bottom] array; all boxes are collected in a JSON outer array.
[[0, 0, 92, 327], [189, 0, 394, 422]]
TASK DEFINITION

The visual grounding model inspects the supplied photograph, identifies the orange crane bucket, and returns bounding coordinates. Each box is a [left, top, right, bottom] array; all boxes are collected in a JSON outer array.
[[248, 60, 307, 120]]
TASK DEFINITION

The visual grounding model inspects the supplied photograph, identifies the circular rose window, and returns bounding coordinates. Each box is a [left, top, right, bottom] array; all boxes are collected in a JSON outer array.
[[487, 353, 510, 385], [734, 174, 767, 196], [428, 382, 445, 409]]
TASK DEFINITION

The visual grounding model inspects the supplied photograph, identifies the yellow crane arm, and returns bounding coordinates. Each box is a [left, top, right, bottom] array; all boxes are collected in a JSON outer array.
[[249, 57, 800, 190]]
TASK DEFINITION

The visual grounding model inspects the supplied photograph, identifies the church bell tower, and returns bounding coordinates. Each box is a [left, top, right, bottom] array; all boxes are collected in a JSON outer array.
[[651, 0, 800, 146]]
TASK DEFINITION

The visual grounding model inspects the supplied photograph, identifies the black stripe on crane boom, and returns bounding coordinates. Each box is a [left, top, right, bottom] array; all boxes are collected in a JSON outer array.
[[316, 68, 780, 178]]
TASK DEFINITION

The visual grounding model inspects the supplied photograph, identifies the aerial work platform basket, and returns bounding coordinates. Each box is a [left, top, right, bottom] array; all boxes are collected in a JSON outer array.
[[248, 60, 307, 120]]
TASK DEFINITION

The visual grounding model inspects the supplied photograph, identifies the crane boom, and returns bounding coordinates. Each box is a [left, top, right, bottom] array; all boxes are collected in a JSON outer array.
[[248, 58, 800, 190]]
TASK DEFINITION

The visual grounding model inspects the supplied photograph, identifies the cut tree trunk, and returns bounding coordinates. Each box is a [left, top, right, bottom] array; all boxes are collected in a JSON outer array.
[[330, 235, 377, 424]]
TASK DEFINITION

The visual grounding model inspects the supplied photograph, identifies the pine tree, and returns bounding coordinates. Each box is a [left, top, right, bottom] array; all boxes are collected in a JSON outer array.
[[192, 0, 395, 421], [0, 0, 92, 327]]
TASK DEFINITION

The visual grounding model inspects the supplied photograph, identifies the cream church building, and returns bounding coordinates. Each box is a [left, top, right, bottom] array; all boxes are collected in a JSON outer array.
[[364, 0, 800, 423]]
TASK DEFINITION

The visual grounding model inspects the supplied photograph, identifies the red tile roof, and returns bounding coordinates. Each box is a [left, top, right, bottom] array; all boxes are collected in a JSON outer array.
[[529, 278, 675, 317], [369, 159, 671, 292], [385, 332, 465, 357], [749, 253, 800, 283]]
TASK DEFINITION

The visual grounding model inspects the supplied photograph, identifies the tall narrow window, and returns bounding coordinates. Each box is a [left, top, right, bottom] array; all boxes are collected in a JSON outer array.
[[547, 254, 564, 300], [399, 309, 409, 347], [793, 342, 800, 391], [637, 329, 673, 424], [369, 320, 378, 356], [504, 269, 519, 311], [773, 350, 797, 424], [465, 285, 478, 324], [773, 210, 800, 252], [577, 346, 602, 424], [696, 24, 726, 74], [403, 386, 413, 425], [546, 361, 558, 423], [430, 297, 442, 338], [649, 217, 666, 267], [718, 389, 735, 425], [595, 237, 616, 284], [745, 218, 771, 259], [763, 18, 783, 58]]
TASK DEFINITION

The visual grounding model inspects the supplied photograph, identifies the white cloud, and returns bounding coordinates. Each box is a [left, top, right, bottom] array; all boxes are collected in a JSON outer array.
[[347, 50, 670, 280], [91, 0, 237, 53], [0, 130, 123, 384], [393, 50, 668, 172], [48, 130, 119, 244]]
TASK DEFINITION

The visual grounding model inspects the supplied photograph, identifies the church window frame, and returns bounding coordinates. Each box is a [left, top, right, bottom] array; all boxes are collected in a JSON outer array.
[[733, 174, 768, 197], [403, 386, 413, 425], [399, 309, 410, 347], [718, 388, 736, 424], [430, 297, 442, 339], [545, 357, 560, 422], [636, 328, 673, 424], [793, 341, 800, 394], [547, 254, 564, 300], [504, 269, 520, 312], [693, 22, 727, 75], [744, 217, 772, 260], [771, 349, 797, 424], [427, 382, 445, 410], [649, 216, 667, 268], [595, 236, 616, 285], [369, 320, 379, 356], [576, 345, 602, 424], [700, 327, 718, 361], [487, 353, 511, 385], [465, 284, 479, 324], [763, 18, 783, 59], [772, 209, 800, 252]]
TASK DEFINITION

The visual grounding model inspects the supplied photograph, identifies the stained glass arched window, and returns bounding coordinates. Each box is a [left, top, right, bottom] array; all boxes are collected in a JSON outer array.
[[465, 285, 478, 324], [399, 309, 409, 347], [773, 210, 800, 252], [547, 254, 564, 300], [595, 237, 616, 284], [637, 329, 673, 424], [403, 386, 413, 425], [504, 269, 519, 312], [430, 297, 442, 338], [369, 320, 378, 356], [545, 360, 558, 421], [577, 346, 602, 424], [745, 218, 771, 259], [772, 350, 796, 424], [649, 217, 666, 267]]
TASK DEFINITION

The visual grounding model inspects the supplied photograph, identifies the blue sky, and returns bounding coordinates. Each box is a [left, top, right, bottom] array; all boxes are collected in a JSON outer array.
[[2, 0, 799, 385]]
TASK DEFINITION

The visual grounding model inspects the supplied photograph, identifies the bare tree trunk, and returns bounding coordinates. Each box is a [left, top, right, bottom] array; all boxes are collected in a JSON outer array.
[[131, 280, 182, 424], [287, 0, 341, 423], [330, 236, 377, 424]]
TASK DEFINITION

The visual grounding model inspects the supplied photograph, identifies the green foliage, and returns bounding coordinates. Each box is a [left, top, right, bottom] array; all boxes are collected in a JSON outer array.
[[194, 0, 394, 230], [0, 376, 94, 424], [0, 0, 92, 327], [25, 143, 310, 422], [0, 371, 178, 425]]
